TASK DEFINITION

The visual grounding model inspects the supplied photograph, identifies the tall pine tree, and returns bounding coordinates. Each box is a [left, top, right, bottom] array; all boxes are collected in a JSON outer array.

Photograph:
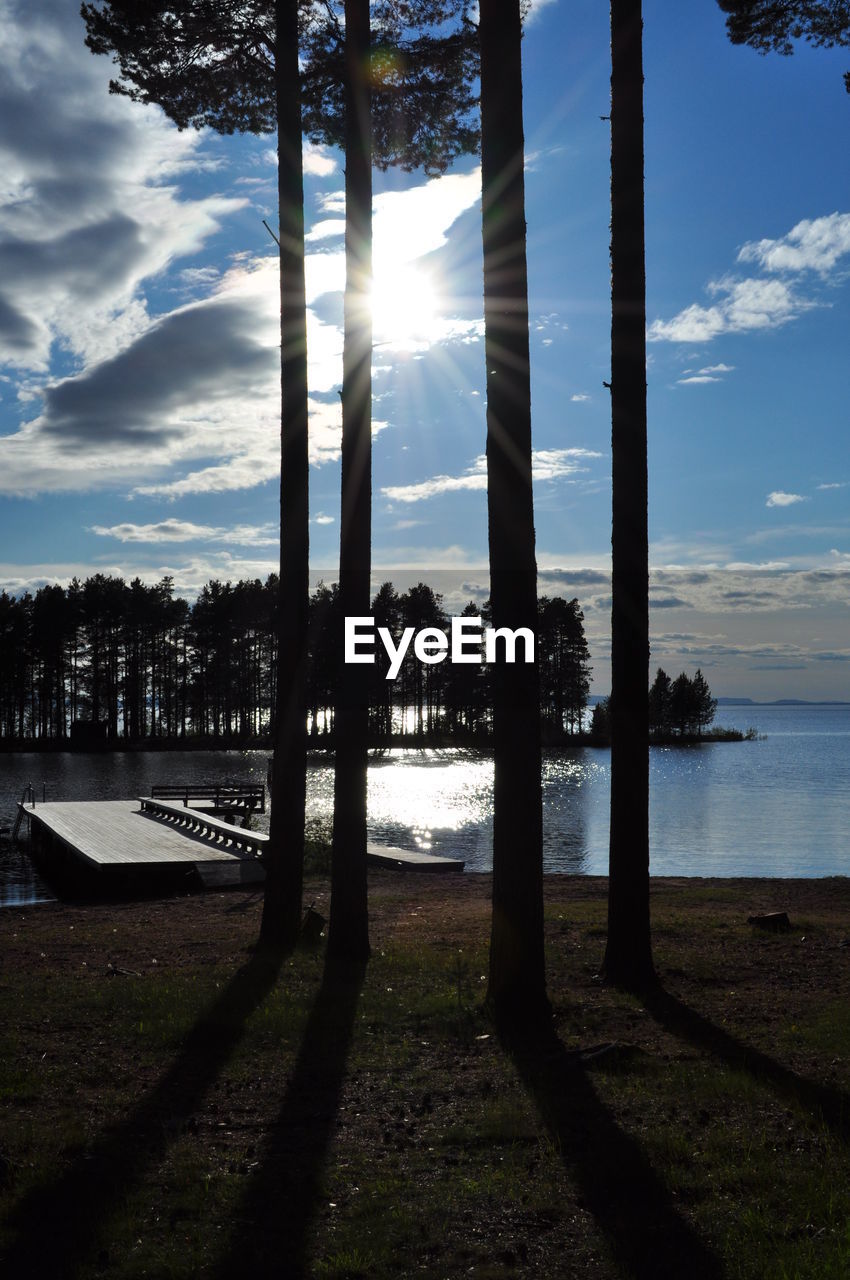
[[602, 0, 655, 989], [480, 0, 548, 1029]]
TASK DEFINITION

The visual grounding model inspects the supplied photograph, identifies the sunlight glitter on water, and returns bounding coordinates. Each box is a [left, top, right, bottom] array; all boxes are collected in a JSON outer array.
[[3, 706, 849, 904], [300, 748, 497, 867]]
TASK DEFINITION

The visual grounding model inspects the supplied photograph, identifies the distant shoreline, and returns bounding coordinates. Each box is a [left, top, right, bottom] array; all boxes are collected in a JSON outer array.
[[715, 698, 850, 707], [0, 727, 757, 753]]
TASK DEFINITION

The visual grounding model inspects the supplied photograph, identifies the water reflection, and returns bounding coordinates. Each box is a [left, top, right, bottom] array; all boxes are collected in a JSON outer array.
[[2, 705, 849, 905], [0, 846, 54, 908], [301, 748, 602, 874]]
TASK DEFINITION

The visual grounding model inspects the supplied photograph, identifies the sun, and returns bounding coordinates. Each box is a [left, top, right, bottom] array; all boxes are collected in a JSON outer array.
[[370, 261, 440, 350]]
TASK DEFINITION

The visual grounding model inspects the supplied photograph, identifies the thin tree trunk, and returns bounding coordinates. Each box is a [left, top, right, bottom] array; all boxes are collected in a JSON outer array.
[[602, 0, 655, 988], [260, 0, 310, 952], [329, 0, 372, 963], [480, 0, 548, 1028]]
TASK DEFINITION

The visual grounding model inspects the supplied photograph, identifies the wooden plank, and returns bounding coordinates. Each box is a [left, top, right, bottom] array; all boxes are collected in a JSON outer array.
[[367, 841, 464, 873], [28, 801, 250, 869]]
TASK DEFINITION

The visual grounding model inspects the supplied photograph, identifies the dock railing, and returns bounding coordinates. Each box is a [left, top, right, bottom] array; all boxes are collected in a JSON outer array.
[[139, 797, 269, 859], [149, 783, 266, 813], [11, 783, 34, 841]]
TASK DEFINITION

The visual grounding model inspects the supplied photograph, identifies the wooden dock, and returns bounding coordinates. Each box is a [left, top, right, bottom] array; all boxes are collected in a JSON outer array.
[[366, 842, 464, 873], [24, 800, 265, 889], [19, 799, 464, 892]]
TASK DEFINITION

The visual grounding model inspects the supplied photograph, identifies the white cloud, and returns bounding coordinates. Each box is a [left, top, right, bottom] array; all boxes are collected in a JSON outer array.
[[678, 362, 736, 382], [766, 491, 806, 508], [0, 32, 480, 503], [0, 0, 247, 376], [525, 0, 560, 22], [305, 219, 346, 242], [647, 212, 850, 346], [737, 213, 850, 276], [382, 448, 602, 504], [372, 169, 481, 272], [383, 465, 488, 505], [303, 143, 338, 178], [723, 559, 792, 571], [317, 190, 346, 215], [650, 276, 807, 343], [89, 519, 277, 546]]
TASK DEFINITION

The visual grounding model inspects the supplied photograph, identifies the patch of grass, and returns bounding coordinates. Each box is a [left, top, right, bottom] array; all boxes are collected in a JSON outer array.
[[5, 880, 850, 1277], [314, 1247, 376, 1280], [777, 999, 850, 1059]]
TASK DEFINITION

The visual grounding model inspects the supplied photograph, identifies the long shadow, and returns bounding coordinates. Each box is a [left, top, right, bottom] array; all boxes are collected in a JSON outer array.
[[212, 952, 366, 1280], [506, 1027, 724, 1280], [645, 985, 850, 1142], [1, 946, 284, 1279]]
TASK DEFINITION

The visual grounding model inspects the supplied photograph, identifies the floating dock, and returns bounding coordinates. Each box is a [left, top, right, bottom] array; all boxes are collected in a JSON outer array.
[[23, 799, 265, 891], [366, 842, 464, 873], [19, 798, 464, 894]]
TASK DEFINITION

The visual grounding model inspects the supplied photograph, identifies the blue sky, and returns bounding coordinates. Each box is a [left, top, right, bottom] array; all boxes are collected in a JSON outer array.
[[0, 0, 848, 698]]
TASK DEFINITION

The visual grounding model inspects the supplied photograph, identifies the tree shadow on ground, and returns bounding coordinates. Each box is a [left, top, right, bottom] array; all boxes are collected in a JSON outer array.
[[1, 946, 284, 1280], [644, 985, 850, 1143], [506, 1026, 724, 1280], [213, 953, 367, 1280]]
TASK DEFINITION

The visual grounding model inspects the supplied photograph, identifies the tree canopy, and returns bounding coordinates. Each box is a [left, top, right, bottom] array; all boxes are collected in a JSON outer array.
[[717, 1, 850, 92], [82, 0, 479, 171]]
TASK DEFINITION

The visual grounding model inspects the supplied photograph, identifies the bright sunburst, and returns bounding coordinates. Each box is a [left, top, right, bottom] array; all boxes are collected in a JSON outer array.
[[370, 261, 440, 350]]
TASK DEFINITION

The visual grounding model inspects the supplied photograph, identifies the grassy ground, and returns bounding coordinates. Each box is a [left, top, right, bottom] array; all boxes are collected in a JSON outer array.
[[2, 873, 850, 1279]]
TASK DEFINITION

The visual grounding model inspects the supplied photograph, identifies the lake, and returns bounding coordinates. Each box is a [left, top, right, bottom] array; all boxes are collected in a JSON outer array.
[[2, 703, 848, 906]]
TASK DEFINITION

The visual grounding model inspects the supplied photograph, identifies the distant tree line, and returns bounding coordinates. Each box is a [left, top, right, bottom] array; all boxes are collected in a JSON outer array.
[[590, 667, 718, 742], [0, 574, 591, 747]]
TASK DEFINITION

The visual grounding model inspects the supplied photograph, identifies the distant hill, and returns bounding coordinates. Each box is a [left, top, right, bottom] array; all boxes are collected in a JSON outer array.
[[717, 697, 850, 707]]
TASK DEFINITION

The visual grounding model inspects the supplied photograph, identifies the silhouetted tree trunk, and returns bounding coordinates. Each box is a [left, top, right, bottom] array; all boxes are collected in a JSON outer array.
[[261, 0, 309, 952], [480, 0, 548, 1027], [602, 0, 655, 989], [329, 0, 372, 963]]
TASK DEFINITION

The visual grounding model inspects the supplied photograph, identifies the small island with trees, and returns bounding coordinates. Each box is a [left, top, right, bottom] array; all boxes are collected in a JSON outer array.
[[590, 667, 756, 745]]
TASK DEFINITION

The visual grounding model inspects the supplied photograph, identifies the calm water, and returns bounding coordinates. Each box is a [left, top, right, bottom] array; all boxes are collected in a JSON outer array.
[[2, 704, 848, 905]]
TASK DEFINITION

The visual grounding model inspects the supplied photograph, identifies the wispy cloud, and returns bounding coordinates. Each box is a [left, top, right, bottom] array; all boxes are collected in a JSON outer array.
[[89, 519, 277, 546], [382, 448, 602, 504], [676, 362, 735, 385]]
